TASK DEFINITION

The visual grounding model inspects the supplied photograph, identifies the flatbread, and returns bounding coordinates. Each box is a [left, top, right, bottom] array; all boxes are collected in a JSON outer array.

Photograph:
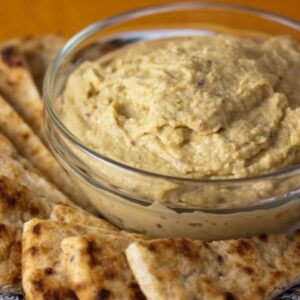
[[0, 154, 72, 206], [0, 174, 62, 294], [0, 131, 20, 161], [22, 219, 122, 300], [0, 150, 77, 294], [20, 35, 65, 93], [62, 234, 145, 300], [0, 115, 106, 294], [0, 156, 103, 293], [0, 44, 43, 139], [0, 128, 40, 173], [126, 232, 300, 300], [0, 223, 22, 294], [50, 204, 117, 231], [0, 175, 56, 224], [0, 95, 92, 210]]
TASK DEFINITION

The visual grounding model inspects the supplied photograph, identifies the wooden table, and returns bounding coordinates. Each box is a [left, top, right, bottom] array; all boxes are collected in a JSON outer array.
[[0, 0, 299, 42]]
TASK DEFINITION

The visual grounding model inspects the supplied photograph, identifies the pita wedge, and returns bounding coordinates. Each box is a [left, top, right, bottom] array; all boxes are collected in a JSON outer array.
[[22, 219, 123, 300], [126, 232, 300, 300], [0, 95, 93, 210], [20, 35, 65, 92], [0, 142, 73, 294], [0, 173, 67, 294], [0, 153, 72, 206], [0, 147, 72, 293], [61, 234, 146, 300], [0, 129, 28, 168], [0, 43, 44, 138], [0, 160, 105, 293], [50, 204, 117, 231]]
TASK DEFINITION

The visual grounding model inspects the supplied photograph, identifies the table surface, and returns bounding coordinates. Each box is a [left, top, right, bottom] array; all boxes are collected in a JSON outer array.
[[0, 0, 299, 41]]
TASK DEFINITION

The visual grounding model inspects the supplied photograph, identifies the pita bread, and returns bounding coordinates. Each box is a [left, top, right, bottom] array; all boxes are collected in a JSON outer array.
[[0, 223, 22, 294], [0, 175, 56, 224], [126, 233, 300, 300], [0, 154, 72, 206], [22, 219, 121, 300], [0, 129, 40, 173], [0, 44, 43, 139], [0, 131, 19, 160], [20, 35, 65, 93], [50, 204, 117, 231], [0, 157, 101, 293], [0, 95, 93, 210], [0, 125, 104, 293], [0, 174, 63, 294], [0, 149, 74, 294], [61, 234, 145, 300]]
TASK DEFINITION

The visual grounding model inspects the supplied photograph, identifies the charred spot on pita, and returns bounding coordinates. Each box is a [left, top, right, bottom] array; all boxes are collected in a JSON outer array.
[[44, 267, 54, 275], [12, 275, 21, 285], [129, 282, 146, 300], [97, 288, 111, 300], [87, 239, 99, 266], [224, 292, 236, 300], [258, 234, 268, 242], [32, 223, 42, 235], [202, 241, 209, 248], [29, 205, 40, 216], [0, 223, 6, 233], [147, 243, 157, 252], [256, 285, 266, 296], [1, 46, 23, 67], [6, 195, 17, 208], [32, 278, 44, 292], [243, 266, 254, 275], [235, 240, 253, 256], [30, 246, 38, 256], [217, 255, 223, 263]]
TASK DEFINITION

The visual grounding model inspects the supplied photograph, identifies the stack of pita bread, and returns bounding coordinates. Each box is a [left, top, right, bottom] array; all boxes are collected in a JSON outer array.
[[0, 35, 299, 300]]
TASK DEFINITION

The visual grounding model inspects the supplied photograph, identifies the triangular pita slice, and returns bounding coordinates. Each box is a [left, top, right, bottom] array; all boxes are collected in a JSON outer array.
[[0, 174, 56, 224], [0, 143, 78, 294], [126, 233, 300, 300], [0, 128, 40, 173], [0, 173, 65, 293], [0, 153, 70, 293], [0, 43, 43, 138], [0, 154, 72, 206], [50, 204, 117, 231], [22, 219, 124, 300], [61, 234, 145, 300], [20, 34, 65, 93], [0, 95, 92, 210]]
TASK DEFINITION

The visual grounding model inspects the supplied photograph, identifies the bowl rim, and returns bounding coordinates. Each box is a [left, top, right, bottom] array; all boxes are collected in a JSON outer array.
[[44, 1, 300, 185]]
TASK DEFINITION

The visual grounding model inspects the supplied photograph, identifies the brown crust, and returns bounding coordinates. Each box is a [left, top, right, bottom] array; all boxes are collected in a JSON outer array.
[[126, 232, 300, 300], [0, 94, 91, 211], [22, 219, 119, 300], [62, 234, 146, 300]]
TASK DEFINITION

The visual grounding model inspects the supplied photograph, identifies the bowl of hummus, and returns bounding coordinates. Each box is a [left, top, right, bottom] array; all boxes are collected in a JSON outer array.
[[44, 2, 300, 239]]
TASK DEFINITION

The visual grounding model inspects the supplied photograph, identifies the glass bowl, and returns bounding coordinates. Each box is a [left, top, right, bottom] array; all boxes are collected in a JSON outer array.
[[44, 2, 300, 240]]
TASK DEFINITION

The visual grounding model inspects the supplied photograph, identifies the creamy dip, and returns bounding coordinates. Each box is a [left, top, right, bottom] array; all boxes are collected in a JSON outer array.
[[56, 34, 300, 239], [62, 35, 300, 179]]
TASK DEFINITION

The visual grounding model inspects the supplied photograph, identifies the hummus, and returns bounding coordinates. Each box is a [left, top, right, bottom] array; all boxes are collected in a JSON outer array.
[[55, 34, 300, 239], [62, 35, 300, 179]]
